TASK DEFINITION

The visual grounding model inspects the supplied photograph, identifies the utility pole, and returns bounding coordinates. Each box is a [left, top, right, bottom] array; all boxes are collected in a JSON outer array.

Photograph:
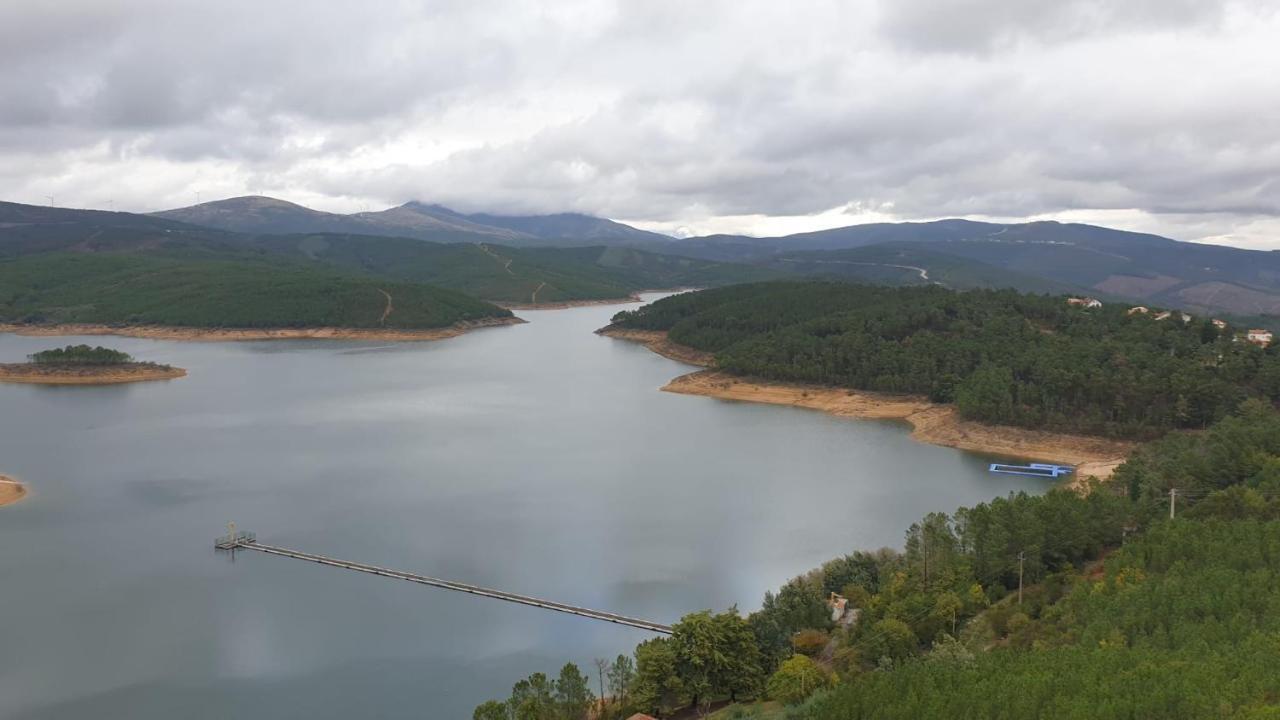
[[1169, 488, 1178, 520], [45, 194, 54, 207], [1017, 551, 1025, 605]]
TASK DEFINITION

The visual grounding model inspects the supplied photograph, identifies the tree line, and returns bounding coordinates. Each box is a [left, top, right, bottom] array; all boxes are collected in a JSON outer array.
[[28, 344, 134, 365], [610, 281, 1280, 438]]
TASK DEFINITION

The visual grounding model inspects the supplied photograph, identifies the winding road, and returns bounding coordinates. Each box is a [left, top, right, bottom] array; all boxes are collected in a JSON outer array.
[[376, 289, 393, 325]]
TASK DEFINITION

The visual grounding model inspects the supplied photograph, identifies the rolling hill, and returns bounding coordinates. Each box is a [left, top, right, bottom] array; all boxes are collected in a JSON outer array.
[[250, 233, 781, 304], [764, 244, 1089, 296], [674, 220, 1280, 318], [0, 202, 773, 317], [16, 198, 1280, 321]]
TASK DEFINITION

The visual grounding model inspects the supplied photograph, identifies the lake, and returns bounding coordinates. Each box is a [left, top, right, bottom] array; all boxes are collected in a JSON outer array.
[[0, 296, 1045, 719]]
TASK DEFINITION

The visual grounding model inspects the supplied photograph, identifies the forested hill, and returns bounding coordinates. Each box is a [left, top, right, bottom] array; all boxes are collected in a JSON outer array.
[[0, 200, 774, 307], [610, 282, 1280, 438], [0, 253, 511, 329]]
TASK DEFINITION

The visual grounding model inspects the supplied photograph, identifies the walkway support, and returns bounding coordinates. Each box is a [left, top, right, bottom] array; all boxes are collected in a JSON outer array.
[[215, 530, 672, 634]]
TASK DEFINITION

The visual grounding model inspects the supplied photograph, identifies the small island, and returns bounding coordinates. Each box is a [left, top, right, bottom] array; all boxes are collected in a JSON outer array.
[[0, 474, 24, 508], [0, 344, 187, 385]]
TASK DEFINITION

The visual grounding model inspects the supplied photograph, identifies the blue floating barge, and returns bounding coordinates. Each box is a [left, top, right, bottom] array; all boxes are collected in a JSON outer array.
[[989, 462, 1074, 478]]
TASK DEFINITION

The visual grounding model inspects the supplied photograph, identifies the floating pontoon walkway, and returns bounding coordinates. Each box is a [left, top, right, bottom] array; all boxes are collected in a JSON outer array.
[[214, 529, 673, 635], [989, 462, 1074, 478]]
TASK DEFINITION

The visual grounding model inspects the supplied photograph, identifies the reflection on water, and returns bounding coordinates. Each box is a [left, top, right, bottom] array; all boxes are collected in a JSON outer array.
[[0, 297, 1044, 719]]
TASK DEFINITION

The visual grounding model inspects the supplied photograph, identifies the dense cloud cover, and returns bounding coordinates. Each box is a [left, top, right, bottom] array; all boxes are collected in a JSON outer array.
[[2, 0, 1277, 245]]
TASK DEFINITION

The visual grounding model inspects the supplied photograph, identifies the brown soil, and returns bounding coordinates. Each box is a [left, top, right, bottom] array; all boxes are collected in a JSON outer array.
[[664, 370, 1134, 481], [0, 475, 26, 508], [0, 363, 187, 385], [596, 326, 716, 367], [0, 316, 525, 342]]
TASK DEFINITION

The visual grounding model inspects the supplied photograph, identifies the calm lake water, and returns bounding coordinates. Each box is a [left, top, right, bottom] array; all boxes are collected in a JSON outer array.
[[0, 295, 1045, 719]]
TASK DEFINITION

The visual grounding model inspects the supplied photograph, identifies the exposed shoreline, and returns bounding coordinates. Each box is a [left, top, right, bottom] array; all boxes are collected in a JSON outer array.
[[0, 363, 187, 385], [595, 327, 717, 367], [0, 316, 525, 342], [0, 474, 25, 508], [600, 328, 1134, 482]]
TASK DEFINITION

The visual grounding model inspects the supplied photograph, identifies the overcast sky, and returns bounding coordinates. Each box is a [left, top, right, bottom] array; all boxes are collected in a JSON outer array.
[[2, 0, 1278, 245]]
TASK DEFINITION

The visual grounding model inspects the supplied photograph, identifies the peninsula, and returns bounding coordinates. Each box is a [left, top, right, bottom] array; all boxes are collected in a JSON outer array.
[[600, 281, 1277, 480], [0, 344, 186, 385]]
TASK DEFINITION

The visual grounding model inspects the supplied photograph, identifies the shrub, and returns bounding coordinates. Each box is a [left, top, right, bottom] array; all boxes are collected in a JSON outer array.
[[766, 655, 834, 705], [791, 629, 830, 657]]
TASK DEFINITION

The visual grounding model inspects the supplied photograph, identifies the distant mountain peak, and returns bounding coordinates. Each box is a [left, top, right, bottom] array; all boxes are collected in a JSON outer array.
[[149, 195, 669, 244]]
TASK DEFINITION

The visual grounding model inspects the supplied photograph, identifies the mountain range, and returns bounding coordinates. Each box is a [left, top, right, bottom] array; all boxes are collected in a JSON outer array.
[[151, 196, 672, 245], [0, 200, 774, 322], [6, 195, 1280, 321]]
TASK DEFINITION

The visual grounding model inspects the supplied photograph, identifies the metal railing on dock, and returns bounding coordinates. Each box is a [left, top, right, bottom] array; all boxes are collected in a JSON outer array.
[[213, 529, 672, 635]]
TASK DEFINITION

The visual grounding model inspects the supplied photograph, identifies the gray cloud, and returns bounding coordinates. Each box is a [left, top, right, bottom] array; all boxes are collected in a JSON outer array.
[[877, 0, 1229, 54], [1, 0, 1279, 246]]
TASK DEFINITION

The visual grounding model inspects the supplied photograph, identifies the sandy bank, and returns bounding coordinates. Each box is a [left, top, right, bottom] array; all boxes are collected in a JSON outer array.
[[664, 370, 1134, 481], [0, 363, 187, 385], [0, 475, 26, 508], [0, 316, 525, 342], [596, 327, 717, 367]]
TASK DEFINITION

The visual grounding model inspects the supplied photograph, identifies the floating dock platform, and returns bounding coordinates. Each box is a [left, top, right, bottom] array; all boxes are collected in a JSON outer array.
[[988, 462, 1074, 478]]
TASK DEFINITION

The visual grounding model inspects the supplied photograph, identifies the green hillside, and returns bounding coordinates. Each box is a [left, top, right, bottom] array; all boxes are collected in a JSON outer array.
[[0, 202, 777, 308], [609, 281, 1280, 437], [0, 253, 510, 329]]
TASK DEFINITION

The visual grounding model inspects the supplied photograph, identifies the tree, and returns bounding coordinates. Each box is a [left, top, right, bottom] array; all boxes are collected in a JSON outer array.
[[669, 609, 765, 710], [904, 512, 960, 589], [860, 618, 917, 666], [765, 655, 833, 705], [607, 654, 635, 707], [29, 344, 134, 365], [932, 591, 963, 638], [750, 578, 831, 670], [473, 700, 509, 720], [553, 662, 594, 720], [594, 657, 609, 713], [819, 552, 881, 595], [509, 672, 556, 720], [633, 637, 684, 717], [671, 611, 717, 712], [954, 363, 1015, 423], [713, 608, 765, 701]]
